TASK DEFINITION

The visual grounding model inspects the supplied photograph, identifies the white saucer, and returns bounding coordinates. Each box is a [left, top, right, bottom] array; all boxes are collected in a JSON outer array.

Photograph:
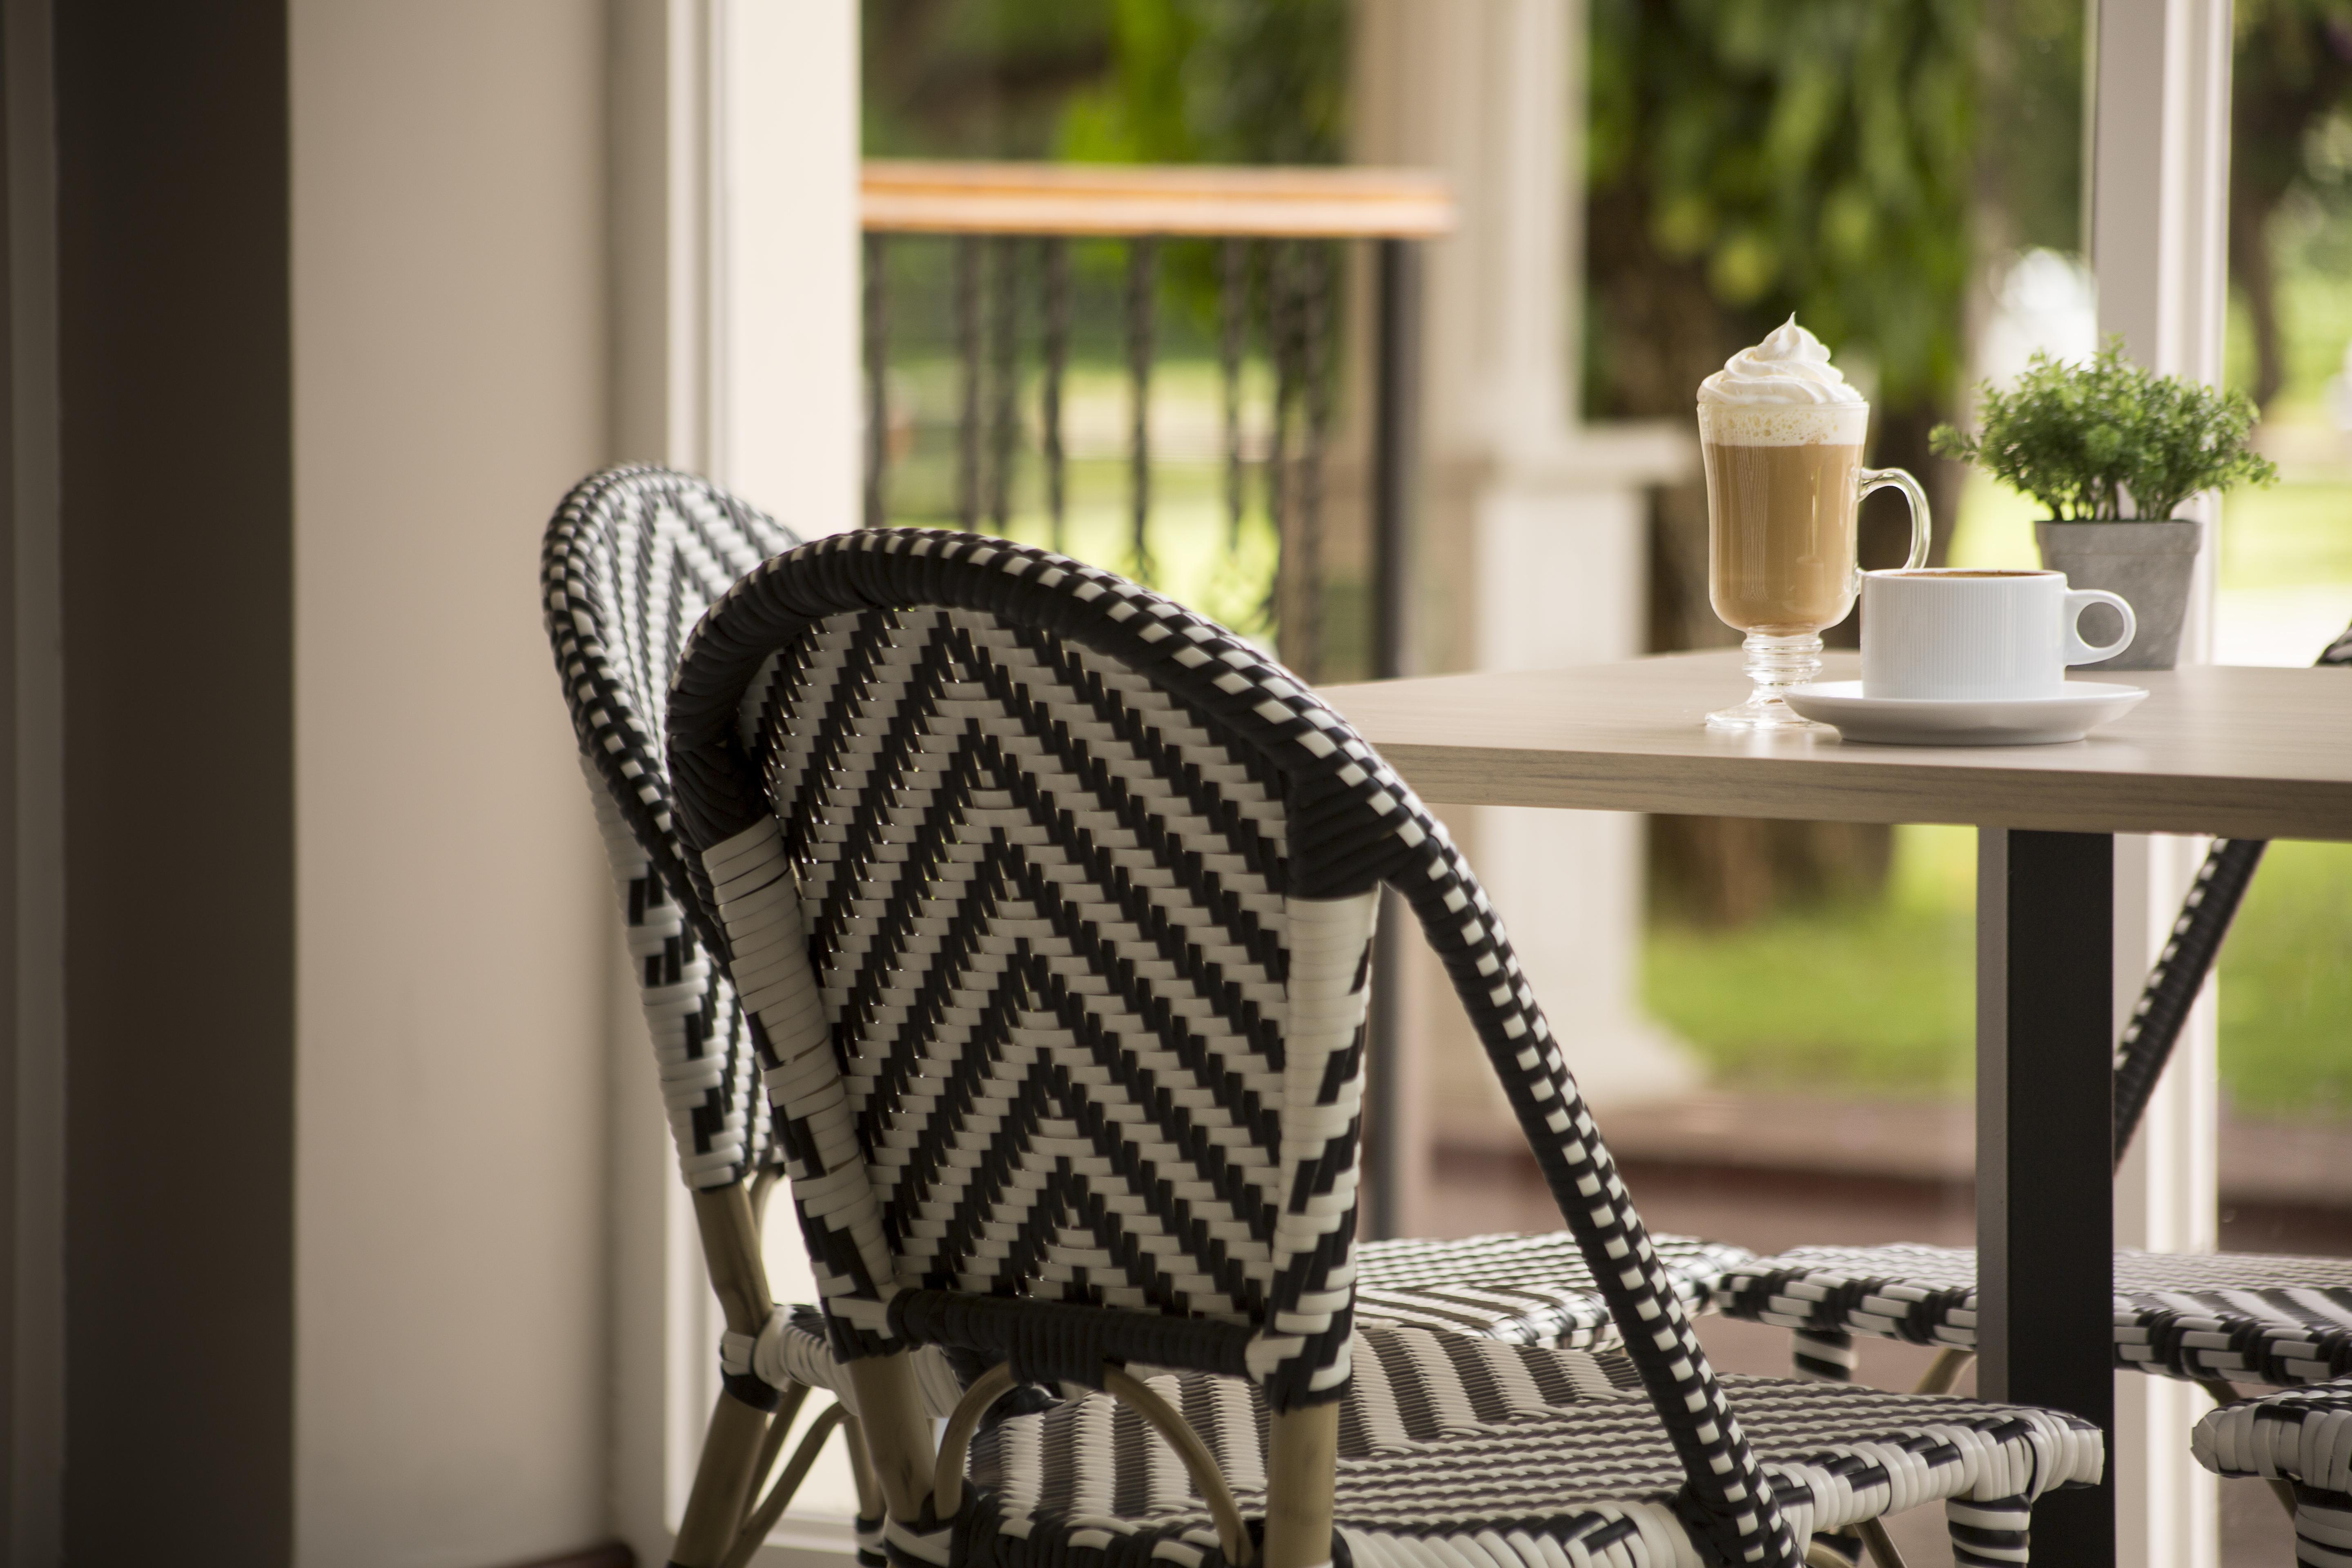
[[1781, 680, 2148, 746]]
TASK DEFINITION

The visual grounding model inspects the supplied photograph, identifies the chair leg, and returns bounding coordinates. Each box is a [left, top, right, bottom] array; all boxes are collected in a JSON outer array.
[[1794, 1328, 1858, 1382], [1944, 1493, 2030, 1568], [1913, 1348, 1972, 1395], [1803, 1533, 1862, 1567], [671, 1388, 773, 1568], [844, 1413, 887, 1568], [1790, 1333, 1864, 1563], [2292, 1486, 2352, 1567]]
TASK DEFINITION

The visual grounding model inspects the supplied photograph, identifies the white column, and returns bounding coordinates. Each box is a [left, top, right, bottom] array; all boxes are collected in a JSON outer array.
[[2091, 1, 2232, 1562], [1353, 0, 1697, 1165]]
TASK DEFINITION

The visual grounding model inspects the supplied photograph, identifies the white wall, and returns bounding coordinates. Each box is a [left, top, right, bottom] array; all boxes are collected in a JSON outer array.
[[291, 5, 615, 1564]]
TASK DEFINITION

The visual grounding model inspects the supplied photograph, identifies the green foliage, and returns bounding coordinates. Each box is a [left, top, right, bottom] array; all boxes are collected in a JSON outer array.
[[862, 0, 1117, 159], [2218, 839, 2352, 1120], [1643, 826, 1977, 1097], [861, 0, 1346, 166], [1931, 341, 2279, 520], [1055, 0, 1347, 167], [1587, 0, 1980, 409]]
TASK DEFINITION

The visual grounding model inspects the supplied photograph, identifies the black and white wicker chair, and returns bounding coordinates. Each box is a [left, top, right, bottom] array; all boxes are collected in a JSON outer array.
[[546, 467, 880, 1568], [1717, 620, 2352, 1551], [545, 468, 1751, 1566], [663, 528, 2104, 1568]]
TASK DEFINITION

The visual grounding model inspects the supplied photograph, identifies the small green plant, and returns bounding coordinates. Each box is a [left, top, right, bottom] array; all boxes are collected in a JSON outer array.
[[1930, 338, 2278, 521]]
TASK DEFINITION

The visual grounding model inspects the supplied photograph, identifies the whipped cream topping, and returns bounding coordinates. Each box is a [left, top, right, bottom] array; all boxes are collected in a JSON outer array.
[[1698, 316, 1863, 406]]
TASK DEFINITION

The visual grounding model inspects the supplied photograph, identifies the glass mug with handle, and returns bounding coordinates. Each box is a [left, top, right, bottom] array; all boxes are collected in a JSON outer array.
[[1696, 318, 1930, 731]]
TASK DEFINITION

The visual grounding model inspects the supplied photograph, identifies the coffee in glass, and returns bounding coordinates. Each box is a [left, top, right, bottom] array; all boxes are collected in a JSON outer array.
[[1697, 317, 1930, 730]]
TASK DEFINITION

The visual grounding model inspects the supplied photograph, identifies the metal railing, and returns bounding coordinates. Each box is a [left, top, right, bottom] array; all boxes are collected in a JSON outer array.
[[859, 159, 1451, 688]]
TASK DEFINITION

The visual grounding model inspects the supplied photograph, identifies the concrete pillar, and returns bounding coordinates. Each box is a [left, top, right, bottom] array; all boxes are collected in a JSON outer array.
[[2091, 1, 2234, 1562], [1352, 0, 1697, 1196]]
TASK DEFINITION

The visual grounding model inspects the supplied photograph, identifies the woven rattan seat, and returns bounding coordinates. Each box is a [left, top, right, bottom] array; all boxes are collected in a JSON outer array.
[[2192, 1382, 2352, 1566], [663, 528, 2103, 1568], [949, 1330, 2096, 1568], [1724, 1243, 2352, 1388]]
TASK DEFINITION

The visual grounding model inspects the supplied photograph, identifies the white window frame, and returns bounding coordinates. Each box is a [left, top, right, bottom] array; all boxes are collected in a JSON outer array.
[[607, 3, 861, 1564], [2091, 3, 2234, 1566]]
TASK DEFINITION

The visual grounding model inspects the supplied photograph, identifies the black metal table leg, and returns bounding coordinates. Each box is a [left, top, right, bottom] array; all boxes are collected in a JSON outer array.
[[1977, 829, 2116, 1564], [1363, 236, 1421, 1242]]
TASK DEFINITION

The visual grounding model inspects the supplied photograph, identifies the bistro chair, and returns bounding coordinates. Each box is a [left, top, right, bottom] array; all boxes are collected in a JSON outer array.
[[1715, 619, 2352, 1546], [545, 467, 886, 1568], [546, 468, 1749, 1567], [663, 527, 2104, 1568]]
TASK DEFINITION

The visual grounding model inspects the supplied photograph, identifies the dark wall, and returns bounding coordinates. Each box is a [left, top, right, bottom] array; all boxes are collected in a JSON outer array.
[[55, 1, 295, 1561], [1, 0, 21, 1537]]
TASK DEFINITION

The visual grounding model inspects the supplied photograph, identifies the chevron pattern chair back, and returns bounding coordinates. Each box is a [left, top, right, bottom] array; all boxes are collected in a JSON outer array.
[[666, 530, 1795, 1567], [543, 465, 802, 1189]]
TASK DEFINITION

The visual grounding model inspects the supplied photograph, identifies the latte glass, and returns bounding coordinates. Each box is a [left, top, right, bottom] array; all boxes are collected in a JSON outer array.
[[1698, 399, 1931, 730]]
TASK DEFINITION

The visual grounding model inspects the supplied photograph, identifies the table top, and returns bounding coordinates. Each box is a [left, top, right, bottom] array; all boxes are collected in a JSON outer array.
[[1319, 650, 2352, 842]]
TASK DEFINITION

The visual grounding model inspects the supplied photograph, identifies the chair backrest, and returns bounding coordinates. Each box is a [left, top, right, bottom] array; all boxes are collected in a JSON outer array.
[[2111, 615, 2352, 1163], [665, 530, 1791, 1566], [542, 465, 801, 1190]]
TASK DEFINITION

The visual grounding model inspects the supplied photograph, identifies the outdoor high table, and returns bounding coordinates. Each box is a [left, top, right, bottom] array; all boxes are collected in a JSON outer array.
[[1321, 647, 2352, 1565]]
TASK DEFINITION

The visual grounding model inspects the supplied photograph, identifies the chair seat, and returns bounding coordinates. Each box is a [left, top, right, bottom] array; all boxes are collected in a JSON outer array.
[[896, 1326, 2100, 1568], [2193, 1383, 2352, 1566], [2194, 1381, 2352, 1489], [1722, 1242, 2352, 1386], [1352, 1230, 1753, 1349]]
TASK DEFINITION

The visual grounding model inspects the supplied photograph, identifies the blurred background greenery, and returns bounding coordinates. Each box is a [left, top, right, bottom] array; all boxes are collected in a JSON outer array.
[[861, 0, 2352, 1121]]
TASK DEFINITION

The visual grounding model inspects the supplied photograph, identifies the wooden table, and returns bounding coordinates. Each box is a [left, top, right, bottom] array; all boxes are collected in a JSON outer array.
[[1321, 649, 2352, 1566]]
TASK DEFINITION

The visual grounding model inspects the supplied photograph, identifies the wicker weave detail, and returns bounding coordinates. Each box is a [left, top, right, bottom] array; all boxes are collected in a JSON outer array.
[[1350, 1231, 1754, 1351], [926, 1327, 2098, 1568], [543, 465, 801, 1187], [2194, 1382, 2352, 1567], [660, 529, 1854, 1561], [1722, 1243, 2352, 1387]]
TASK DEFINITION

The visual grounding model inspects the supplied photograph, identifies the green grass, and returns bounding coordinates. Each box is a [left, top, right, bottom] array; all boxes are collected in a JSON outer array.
[[2217, 839, 2352, 1119], [1643, 826, 1977, 1097], [1644, 822, 2352, 1117], [2220, 481, 2352, 590]]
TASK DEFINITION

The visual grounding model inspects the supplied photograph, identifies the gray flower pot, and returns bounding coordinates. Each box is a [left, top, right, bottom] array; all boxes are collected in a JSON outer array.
[[2034, 519, 2203, 670]]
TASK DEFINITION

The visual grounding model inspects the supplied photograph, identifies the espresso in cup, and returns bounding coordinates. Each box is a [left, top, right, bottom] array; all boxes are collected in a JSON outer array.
[[1860, 568, 2136, 700]]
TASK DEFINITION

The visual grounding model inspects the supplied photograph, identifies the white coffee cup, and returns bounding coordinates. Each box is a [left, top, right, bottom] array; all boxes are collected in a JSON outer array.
[[1860, 568, 2135, 699]]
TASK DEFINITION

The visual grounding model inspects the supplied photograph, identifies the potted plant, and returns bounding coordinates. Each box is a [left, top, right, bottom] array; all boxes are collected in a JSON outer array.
[[1930, 339, 2277, 668]]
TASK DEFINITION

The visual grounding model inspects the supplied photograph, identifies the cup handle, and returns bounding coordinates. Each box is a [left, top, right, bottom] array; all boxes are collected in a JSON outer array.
[[1858, 467, 1932, 571], [2063, 588, 2136, 664]]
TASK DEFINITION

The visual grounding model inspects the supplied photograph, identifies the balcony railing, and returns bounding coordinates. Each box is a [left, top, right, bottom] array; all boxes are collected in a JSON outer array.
[[859, 159, 1451, 688]]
